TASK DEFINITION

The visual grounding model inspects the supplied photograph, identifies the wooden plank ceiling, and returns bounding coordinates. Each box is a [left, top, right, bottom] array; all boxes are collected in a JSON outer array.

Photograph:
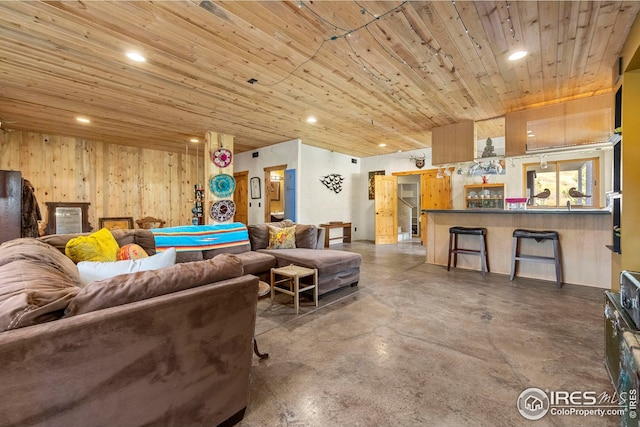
[[0, 1, 638, 156]]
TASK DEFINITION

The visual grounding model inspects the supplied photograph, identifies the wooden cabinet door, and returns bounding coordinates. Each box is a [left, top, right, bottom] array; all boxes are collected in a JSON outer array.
[[420, 171, 452, 246]]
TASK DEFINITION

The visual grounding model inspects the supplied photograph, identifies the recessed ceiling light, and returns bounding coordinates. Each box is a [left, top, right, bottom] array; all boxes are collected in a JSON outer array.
[[379, 143, 387, 147], [508, 51, 528, 61], [125, 51, 146, 62], [190, 138, 199, 143], [306, 116, 317, 123], [76, 117, 90, 123], [527, 133, 535, 138], [527, 130, 533, 134]]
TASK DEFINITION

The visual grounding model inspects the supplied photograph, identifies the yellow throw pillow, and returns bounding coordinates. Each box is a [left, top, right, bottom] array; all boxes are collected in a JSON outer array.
[[267, 225, 296, 249], [65, 228, 120, 263]]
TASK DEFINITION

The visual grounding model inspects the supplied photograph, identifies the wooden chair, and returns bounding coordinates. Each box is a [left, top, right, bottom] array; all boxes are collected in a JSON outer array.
[[135, 216, 166, 229]]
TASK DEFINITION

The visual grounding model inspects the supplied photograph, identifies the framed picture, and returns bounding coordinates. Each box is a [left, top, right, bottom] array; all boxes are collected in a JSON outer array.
[[368, 170, 385, 200], [269, 181, 280, 201], [99, 217, 134, 230], [250, 177, 261, 199]]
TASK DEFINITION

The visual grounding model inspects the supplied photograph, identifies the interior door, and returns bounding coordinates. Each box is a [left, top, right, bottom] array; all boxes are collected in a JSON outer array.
[[374, 174, 398, 245], [420, 170, 452, 246], [233, 171, 248, 225]]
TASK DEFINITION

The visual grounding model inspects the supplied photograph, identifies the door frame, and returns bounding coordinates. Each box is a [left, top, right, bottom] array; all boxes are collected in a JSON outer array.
[[263, 164, 287, 223], [393, 168, 451, 246], [233, 170, 249, 225]]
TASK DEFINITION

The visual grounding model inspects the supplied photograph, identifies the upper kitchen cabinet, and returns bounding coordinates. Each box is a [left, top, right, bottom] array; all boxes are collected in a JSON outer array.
[[431, 120, 476, 165], [505, 93, 614, 156]]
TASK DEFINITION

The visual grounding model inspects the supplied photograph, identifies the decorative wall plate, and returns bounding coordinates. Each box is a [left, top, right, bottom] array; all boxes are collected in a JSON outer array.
[[210, 199, 236, 222], [211, 148, 232, 168], [209, 174, 236, 198]]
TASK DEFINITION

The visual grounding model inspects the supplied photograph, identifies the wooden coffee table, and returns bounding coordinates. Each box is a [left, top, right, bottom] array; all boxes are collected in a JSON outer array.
[[271, 265, 318, 314]]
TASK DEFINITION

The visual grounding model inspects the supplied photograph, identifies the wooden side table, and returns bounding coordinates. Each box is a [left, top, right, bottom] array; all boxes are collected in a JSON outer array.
[[319, 222, 352, 247], [270, 265, 318, 314]]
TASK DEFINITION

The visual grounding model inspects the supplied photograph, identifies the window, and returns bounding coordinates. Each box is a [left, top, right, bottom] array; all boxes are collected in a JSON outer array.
[[522, 157, 599, 208]]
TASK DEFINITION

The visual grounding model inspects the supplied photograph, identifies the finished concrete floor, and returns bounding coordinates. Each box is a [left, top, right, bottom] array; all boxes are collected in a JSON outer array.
[[239, 240, 617, 427]]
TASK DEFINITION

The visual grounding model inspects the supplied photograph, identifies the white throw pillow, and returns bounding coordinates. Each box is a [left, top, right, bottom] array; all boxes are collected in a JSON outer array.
[[77, 247, 177, 286]]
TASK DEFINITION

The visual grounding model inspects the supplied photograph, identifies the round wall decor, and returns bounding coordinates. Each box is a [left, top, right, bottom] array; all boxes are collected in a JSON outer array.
[[211, 148, 232, 168], [209, 174, 236, 198], [210, 199, 236, 222]]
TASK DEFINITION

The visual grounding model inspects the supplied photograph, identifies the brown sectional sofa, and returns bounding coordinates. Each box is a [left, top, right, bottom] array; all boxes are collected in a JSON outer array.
[[0, 231, 258, 427], [0, 222, 361, 426], [248, 221, 362, 295], [156, 220, 362, 296]]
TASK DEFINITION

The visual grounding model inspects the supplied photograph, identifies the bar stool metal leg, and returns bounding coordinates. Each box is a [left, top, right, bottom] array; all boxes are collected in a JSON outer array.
[[447, 232, 454, 271], [553, 239, 562, 288], [510, 235, 518, 280], [453, 233, 459, 267], [479, 233, 488, 276]]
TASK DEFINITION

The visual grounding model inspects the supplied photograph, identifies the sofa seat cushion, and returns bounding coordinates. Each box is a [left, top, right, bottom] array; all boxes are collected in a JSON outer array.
[[258, 249, 361, 276], [66, 253, 244, 316], [234, 251, 277, 275]]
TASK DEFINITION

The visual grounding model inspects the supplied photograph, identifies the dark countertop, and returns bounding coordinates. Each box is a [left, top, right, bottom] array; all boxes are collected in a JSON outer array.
[[422, 209, 611, 215]]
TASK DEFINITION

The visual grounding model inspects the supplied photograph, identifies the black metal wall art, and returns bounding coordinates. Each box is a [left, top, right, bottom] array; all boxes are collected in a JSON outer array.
[[320, 174, 344, 193]]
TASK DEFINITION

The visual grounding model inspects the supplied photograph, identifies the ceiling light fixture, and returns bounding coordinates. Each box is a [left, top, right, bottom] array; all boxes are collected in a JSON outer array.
[[379, 143, 387, 147], [508, 50, 528, 61], [306, 116, 317, 123], [76, 117, 90, 123], [190, 138, 199, 143], [125, 51, 146, 62]]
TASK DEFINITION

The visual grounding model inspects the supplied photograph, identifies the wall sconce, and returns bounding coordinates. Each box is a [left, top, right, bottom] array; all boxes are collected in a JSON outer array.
[[270, 172, 282, 181], [540, 155, 548, 169]]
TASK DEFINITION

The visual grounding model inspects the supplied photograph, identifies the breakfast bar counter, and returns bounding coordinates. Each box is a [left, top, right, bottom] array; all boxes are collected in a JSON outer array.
[[422, 209, 612, 288]]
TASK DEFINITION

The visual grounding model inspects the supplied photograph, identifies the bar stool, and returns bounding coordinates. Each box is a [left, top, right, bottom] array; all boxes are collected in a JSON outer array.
[[447, 227, 489, 276], [510, 229, 562, 288]]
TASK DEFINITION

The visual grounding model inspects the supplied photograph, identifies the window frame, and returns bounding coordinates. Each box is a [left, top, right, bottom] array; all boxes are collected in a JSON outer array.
[[521, 156, 600, 209]]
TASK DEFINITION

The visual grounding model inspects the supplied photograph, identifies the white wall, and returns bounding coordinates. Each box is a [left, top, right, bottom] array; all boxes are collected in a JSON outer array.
[[234, 139, 301, 225], [357, 148, 435, 241], [299, 144, 359, 226], [236, 139, 612, 243]]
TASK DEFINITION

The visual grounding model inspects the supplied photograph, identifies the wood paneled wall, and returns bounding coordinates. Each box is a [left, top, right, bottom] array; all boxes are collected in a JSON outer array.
[[0, 131, 203, 234]]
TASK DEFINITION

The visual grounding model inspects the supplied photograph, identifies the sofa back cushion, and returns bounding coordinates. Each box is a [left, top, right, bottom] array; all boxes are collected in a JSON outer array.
[[39, 229, 157, 256], [294, 224, 319, 249], [65, 253, 244, 316], [248, 220, 294, 250], [0, 238, 81, 331], [248, 221, 318, 250]]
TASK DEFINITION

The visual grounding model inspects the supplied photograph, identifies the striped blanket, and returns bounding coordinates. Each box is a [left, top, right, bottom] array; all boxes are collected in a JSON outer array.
[[151, 223, 249, 252]]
